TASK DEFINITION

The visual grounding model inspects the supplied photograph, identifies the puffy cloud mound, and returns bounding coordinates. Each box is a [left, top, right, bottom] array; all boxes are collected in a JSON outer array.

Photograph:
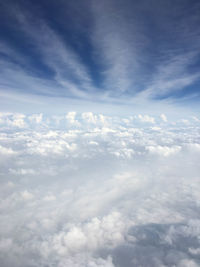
[[0, 112, 200, 266]]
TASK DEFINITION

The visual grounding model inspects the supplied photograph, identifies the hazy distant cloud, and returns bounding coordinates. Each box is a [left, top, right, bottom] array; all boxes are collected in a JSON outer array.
[[82, 112, 98, 124], [66, 111, 80, 126], [137, 114, 155, 123], [28, 113, 43, 124], [147, 145, 181, 157], [192, 116, 200, 122], [0, 145, 17, 156], [160, 113, 167, 122]]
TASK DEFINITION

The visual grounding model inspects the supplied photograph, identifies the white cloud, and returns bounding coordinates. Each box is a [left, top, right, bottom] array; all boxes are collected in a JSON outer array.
[[28, 113, 43, 124], [21, 190, 34, 200], [139, 52, 200, 99], [192, 116, 200, 122], [186, 143, 200, 152], [8, 113, 26, 128], [82, 112, 97, 124], [160, 113, 167, 122], [66, 111, 80, 126], [9, 168, 36, 175], [180, 119, 190, 125], [0, 112, 200, 266], [138, 114, 155, 123], [43, 194, 56, 202], [147, 145, 181, 157]]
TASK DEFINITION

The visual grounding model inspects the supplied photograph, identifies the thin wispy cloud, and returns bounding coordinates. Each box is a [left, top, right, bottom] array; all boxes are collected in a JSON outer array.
[[1, 0, 200, 111]]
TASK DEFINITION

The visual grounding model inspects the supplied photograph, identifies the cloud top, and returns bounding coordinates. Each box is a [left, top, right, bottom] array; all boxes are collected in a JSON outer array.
[[0, 112, 200, 266]]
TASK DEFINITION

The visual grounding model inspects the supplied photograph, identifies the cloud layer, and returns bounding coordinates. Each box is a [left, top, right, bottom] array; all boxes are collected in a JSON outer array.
[[0, 112, 200, 266]]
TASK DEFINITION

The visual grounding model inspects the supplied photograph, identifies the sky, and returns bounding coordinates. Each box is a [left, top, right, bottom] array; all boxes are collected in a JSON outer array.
[[0, 0, 200, 115], [1, 1, 200, 267]]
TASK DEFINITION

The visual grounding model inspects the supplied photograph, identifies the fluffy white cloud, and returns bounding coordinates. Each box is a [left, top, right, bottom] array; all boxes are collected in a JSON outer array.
[[82, 112, 98, 124], [147, 145, 181, 157], [66, 111, 80, 126], [28, 113, 43, 124], [137, 114, 155, 123], [0, 112, 200, 266], [9, 113, 27, 128]]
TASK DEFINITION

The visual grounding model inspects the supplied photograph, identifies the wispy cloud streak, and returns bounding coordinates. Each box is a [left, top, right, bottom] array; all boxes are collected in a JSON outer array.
[[0, 0, 200, 110]]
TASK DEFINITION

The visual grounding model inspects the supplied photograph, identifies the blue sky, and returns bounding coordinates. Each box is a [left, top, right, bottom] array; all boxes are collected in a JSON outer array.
[[0, 0, 200, 114]]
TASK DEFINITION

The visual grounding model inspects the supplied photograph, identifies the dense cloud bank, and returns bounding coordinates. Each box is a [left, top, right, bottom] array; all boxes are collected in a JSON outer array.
[[0, 112, 200, 266]]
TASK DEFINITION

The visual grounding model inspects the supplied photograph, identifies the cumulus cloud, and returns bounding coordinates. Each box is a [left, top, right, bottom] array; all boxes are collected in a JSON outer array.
[[0, 112, 200, 266], [66, 111, 80, 126], [0, 113, 26, 128], [147, 145, 181, 157], [137, 114, 155, 123], [82, 112, 98, 124], [28, 113, 43, 124]]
